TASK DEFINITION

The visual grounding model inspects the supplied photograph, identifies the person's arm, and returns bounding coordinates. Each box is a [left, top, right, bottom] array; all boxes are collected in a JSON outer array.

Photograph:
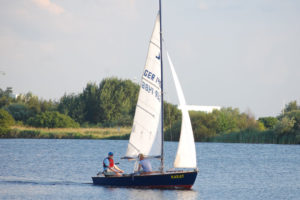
[[114, 165, 124, 173], [137, 163, 141, 172], [104, 159, 120, 174], [108, 167, 122, 176], [109, 167, 121, 173]]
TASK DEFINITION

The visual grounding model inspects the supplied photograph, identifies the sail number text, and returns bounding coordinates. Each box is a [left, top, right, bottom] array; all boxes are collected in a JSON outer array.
[[144, 70, 161, 88], [142, 81, 161, 101], [142, 69, 161, 102]]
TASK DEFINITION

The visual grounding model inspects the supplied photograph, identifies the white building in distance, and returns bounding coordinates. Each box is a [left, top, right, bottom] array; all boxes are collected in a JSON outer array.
[[178, 105, 221, 113]]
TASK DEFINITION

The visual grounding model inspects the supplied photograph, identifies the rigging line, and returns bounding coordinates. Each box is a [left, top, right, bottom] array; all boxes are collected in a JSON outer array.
[[159, 0, 164, 173]]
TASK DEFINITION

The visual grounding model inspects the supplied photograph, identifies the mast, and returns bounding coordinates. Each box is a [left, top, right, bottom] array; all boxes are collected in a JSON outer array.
[[159, 0, 164, 172]]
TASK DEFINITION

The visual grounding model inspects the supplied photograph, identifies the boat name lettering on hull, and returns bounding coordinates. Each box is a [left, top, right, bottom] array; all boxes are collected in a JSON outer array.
[[171, 174, 184, 179]]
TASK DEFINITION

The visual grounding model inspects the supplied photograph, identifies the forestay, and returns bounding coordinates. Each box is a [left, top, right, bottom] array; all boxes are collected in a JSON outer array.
[[167, 52, 197, 168], [125, 14, 162, 158]]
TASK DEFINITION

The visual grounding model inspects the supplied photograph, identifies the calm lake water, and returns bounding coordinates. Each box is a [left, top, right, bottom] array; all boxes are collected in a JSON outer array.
[[0, 139, 299, 200]]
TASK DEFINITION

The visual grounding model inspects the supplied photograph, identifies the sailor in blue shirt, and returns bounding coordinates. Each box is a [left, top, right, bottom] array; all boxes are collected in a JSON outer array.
[[138, 153, 152, 174]]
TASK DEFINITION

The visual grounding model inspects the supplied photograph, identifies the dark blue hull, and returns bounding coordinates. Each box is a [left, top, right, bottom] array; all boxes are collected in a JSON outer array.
[[92, 170, 198, 189]]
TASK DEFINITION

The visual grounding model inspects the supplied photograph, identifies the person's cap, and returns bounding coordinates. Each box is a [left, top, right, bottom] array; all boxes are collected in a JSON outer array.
[[108, 152, 114, 156]]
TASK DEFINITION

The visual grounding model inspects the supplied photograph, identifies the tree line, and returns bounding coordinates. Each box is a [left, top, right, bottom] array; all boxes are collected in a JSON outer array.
[[0, 78, 299, 144], [0, 78, 181, 129], [0, 78, 140, 128], [164, 101, 300, 144]]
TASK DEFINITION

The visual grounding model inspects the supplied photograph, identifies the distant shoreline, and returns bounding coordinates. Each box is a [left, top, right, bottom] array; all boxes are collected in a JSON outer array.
[[1, 126, 298, 145], [0, 126, 130, 140]]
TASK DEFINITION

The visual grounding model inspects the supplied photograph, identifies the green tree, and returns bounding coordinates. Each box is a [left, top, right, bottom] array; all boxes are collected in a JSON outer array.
[[27, 111, 79, 128], [0, 109, 15, 134], [0, 87, 14, 108], [283, 100, 299, 113], [164, 102, 181, 128], [277, 102, 300, 137], [98, 78, 139, 126], [284, 110, 300, 131], [81, 83, 101, 124], [164, 107, 263, 142], [58, 93, 85, 124], [258, 117, 278, 129], [15, 92, 56, 116], [164, 120, 181, 141], [274, 116, 295, 135], [5, 103, 33, 122], [39, 99, 57, 113], [214, 108, 240, 133], [24, 92, 41, 114], [57, 78, 139, 126], [190, 111, 217, 140]]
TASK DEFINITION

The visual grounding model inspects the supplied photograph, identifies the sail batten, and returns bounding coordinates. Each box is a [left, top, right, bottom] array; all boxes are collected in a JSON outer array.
[[167, 52, 197, 169], [125, 14, 162, 158], [136, 105, 155, 118]]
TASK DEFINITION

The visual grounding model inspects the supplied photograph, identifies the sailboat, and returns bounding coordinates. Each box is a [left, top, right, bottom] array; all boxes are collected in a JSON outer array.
[[92, 0, 198, 189]]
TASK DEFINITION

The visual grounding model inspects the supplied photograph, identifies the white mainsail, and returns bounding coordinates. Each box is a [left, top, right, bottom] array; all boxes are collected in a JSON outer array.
[[167, 52, 197, 168], [125, 14, 162, 158]]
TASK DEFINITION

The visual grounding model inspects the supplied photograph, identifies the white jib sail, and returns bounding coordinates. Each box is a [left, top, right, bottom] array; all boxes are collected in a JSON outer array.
[[125, 14, 162, 158], [167, 52, 197, 168]]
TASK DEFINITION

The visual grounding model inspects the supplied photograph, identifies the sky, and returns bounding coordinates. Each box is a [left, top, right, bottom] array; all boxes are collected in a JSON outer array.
[[0, 0, 299, 118]]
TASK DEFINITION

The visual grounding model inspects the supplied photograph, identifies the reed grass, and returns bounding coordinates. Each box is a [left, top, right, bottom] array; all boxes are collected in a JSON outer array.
[[1, 126, 131, 140], [207, 130, 298, 144], [2, 126, 298, 144]]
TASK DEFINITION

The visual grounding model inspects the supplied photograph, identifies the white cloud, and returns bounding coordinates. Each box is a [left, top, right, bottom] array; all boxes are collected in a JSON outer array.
[[32, 0, 64, 15]]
